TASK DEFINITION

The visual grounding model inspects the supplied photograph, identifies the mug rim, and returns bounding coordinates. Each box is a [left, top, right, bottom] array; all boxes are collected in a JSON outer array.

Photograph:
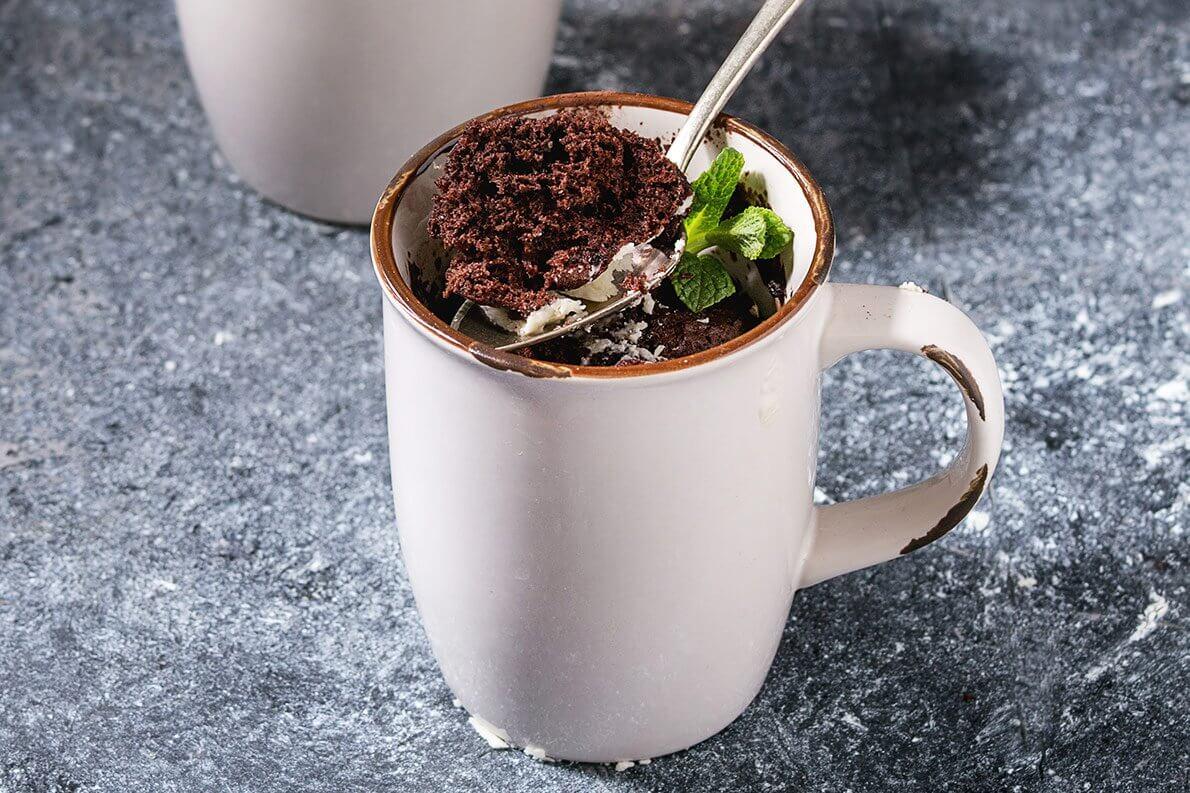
[[370, 90, 835, 380]]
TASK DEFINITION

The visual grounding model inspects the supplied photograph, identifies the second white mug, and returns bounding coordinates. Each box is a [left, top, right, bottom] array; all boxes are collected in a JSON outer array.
[[176, 0, 563, 224]]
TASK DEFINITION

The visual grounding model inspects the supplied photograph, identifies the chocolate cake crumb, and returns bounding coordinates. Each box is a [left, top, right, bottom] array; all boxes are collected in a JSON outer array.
[[516, 282, 762, 367], [644, 296, 753, 358], [427, 109, 691, 314]]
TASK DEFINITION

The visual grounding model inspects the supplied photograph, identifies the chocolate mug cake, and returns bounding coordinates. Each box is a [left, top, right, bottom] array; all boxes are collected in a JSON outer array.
[[423, 109, 794, 365]]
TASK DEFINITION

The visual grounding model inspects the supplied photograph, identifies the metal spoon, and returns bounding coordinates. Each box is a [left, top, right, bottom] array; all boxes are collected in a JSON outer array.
[[453, 0, 809, 351]]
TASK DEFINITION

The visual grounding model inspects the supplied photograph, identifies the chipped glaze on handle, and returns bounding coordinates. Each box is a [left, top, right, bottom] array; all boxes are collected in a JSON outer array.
[[798, 283, 1006, 587]]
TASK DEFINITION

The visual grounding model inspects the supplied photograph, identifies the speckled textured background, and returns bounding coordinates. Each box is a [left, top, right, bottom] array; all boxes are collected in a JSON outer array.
[[1, 0, 1187, 791]]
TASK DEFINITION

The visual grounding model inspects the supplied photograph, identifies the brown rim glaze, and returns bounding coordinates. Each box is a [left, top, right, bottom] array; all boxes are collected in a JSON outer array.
[[370, 91, 836, 379], [899, 464, 990, 554], [921, 344, 987, 422]]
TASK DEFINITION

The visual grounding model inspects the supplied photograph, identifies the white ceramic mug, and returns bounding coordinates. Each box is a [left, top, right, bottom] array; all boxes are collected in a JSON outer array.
[[176, 0, 562, 224], [370, 92, 1005, 763]]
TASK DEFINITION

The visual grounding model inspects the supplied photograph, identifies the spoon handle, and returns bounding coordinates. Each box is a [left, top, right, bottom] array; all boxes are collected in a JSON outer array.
[[667, 0, 808, 172]]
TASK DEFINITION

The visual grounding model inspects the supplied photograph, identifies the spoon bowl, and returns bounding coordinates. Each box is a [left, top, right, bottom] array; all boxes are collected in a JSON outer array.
[[450, 238, 682, 351]]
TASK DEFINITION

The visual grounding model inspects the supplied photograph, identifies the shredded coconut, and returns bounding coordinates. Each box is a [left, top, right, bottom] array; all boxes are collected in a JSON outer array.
[[468, 715, 511, 750], [480, 297, 588, 337], [965, 510, 991, 533], [519, 297, 587, 336], [1153, 378, 1188, 403], [523, 745, 553, 762], [1129, 590, 1169, 643], [1152, 289, 1181, 309], [465, 712, 556, 761], [578, 316, 659, 365]]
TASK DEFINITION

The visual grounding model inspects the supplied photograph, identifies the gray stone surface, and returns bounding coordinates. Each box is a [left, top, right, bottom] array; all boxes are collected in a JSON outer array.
[[1, 0, 1187, 790]]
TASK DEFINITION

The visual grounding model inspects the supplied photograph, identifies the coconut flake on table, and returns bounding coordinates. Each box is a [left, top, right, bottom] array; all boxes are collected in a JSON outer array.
[[467, 715, 512, 749], [523, 744, 554, 762]]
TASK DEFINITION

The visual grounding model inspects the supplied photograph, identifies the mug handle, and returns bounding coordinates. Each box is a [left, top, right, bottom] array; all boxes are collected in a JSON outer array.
[[798, 283, 1006, 587]]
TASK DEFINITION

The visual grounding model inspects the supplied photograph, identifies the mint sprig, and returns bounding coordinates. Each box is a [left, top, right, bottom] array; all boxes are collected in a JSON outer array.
[[671, 251, 736, 313], [754, 207, 794, 260], [706, 206, 769, 259], [672, 148, 794, 313], [685, 147, 744, 252]]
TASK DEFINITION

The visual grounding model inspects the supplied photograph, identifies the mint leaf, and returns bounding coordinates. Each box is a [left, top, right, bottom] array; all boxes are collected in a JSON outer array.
[[706, 206, 769, 259], [689, 148, 745, 221], [671, 251, 736, 312], [754, 208, 793, 259], [684, 148, 745, 252]]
